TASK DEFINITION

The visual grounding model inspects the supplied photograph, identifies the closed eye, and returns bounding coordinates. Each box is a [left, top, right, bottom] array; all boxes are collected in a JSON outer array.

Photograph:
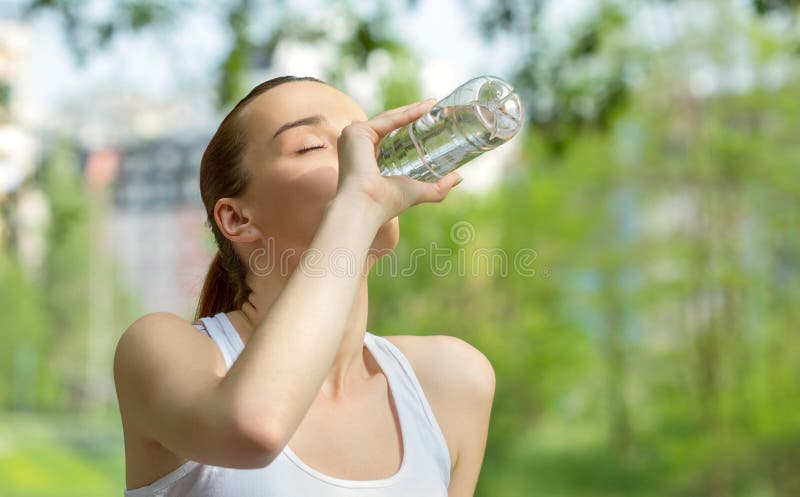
[[298, 144, 326, 154]]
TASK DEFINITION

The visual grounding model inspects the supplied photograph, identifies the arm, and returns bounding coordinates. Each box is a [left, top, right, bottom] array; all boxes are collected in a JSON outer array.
[[221, 193, 385, 450], [217, 103, 464, 460]]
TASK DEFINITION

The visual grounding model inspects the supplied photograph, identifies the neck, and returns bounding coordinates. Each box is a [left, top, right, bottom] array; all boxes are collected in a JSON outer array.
[[231, 263, 372, 401]]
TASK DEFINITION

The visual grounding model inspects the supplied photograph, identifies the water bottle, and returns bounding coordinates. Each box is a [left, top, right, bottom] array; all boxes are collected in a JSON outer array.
[[377, 75, 525, 182]]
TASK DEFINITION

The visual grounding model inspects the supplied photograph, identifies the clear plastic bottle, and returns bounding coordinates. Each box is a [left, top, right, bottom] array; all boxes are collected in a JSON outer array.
[[377, 75, 525, 182]]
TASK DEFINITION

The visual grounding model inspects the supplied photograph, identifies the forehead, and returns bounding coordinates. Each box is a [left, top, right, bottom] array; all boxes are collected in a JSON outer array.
[[243, 81, 368, 133]]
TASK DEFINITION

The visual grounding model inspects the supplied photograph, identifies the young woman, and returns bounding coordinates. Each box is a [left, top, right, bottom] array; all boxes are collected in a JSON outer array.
[[113, 76, 495, 497]]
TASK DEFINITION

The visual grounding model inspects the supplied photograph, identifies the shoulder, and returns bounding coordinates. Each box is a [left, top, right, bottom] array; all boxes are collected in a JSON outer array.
[[114, 312, 208, 377], [383, 334, 495, 400], [384, 334, 495, 495], [121, 311, 195, 335], [114, 312, 226, 413], [382, 333, 495, 472], [116, 312, 197, 350]]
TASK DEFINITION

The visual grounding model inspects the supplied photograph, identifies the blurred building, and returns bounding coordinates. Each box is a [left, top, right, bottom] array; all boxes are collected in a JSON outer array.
[[58, 134, 215, 409], [40, 69, 219, 317], [106, 133, 214, 317]]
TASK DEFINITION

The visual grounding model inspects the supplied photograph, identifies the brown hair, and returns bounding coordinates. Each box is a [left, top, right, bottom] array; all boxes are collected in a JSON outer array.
[[195, 75, 325, 321]]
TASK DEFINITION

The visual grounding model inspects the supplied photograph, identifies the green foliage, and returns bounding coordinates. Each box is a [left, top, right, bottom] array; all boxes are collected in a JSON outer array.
[[752, 0, 800, 14], [38, 140, 92, 411], [0, 250, 50, 411], [0, 139, 142, 412], [216, 0, 256, 108]]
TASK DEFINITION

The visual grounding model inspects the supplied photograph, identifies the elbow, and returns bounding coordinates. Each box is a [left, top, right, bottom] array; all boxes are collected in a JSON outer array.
[[231, 409, 286, 468]]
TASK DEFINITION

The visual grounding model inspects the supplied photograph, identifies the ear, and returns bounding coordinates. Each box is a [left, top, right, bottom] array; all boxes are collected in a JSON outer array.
[[214, 197, 262, 243]]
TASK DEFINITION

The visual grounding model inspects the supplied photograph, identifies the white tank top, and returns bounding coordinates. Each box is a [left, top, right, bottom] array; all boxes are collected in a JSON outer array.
[[123, 312, 451, 496]]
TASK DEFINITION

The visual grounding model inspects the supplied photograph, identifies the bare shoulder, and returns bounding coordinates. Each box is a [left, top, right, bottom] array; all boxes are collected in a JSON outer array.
[[118, 311, 196, 343], [115, 312, 209, 361], [114, 311, 224, 405], [383, 334, 496, 400]]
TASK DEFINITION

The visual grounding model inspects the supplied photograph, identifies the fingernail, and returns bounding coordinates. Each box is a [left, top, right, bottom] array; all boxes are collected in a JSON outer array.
[[455, 174, 463, 184]]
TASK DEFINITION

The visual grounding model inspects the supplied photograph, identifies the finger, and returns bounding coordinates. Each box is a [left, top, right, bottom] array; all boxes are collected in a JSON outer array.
[[367, 99, 432, 127], [371, 98, 435, 120], [370, 101, 433, 138], [368, 99, 437, 138], [348, 100, 429, 129], [409, 171, 464, 205], [381, 99, 434, 116]]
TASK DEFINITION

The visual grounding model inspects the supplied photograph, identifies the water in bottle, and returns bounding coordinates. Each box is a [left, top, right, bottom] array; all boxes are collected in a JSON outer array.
[[377, 76, 525, 182]]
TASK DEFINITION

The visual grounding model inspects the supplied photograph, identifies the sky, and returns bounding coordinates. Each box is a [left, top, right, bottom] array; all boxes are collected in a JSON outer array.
[[5, 0, 596, 118], [6, 0, 538, 126]]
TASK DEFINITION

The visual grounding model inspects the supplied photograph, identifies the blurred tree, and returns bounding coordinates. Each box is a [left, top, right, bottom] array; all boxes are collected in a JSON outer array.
[[23, 0, 423, 109], [472, 0, 799, 154], [37, 139, 93, 411], [24, 0, 180, 63], [0, 246, 51, 410], [0, 139, 143, 413]]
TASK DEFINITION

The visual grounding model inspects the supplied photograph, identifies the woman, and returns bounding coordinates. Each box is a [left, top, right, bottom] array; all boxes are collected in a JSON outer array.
[[113, 76, 495, 497]]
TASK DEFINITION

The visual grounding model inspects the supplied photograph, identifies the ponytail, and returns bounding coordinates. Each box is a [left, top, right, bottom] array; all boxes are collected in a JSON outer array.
[[195, 252, 236, 321], [194, 227, 253, 320]]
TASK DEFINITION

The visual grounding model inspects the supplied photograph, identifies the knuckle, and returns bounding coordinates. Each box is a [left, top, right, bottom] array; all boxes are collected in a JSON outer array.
[[339, 124, 359, 138], [338, 127, 361, 146], [340, 122, 375, 142]]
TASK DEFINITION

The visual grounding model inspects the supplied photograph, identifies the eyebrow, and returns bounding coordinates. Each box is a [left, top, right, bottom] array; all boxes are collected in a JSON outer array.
[[272, 115, 329, 140]]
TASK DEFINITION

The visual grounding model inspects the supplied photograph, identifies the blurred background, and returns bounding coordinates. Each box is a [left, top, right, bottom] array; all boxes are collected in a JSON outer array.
[[1, 0, 799, 496]]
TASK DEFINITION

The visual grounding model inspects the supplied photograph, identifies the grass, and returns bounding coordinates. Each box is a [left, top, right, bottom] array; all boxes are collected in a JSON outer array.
[[0, 409, 788, 497], [0, 411, 126, 497]]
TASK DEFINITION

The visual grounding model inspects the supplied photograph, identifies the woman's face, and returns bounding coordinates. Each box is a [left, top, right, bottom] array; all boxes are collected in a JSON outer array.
[[234, 80, 399, 268]]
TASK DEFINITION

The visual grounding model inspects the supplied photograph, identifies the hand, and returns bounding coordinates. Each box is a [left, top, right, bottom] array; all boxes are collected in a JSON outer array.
[[335, 99, 463, 223]]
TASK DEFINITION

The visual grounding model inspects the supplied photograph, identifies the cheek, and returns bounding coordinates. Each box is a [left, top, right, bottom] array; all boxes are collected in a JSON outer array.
[[282, 161, 336, 192], [283, 165, 338, 221], [250, 164, 339, 242]]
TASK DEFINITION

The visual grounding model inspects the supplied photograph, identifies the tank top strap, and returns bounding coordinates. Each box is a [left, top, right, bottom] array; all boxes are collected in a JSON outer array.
[[197, 313, 244, 369], [192, 322, 209, 336], [364, 332, 452, 486]]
